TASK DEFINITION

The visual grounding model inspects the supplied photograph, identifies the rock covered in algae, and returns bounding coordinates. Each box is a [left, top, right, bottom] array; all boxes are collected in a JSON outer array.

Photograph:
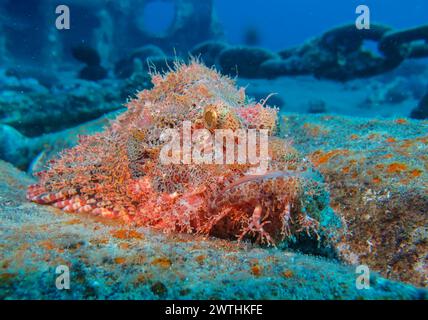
[[281, 113, 428, 287], [27, 61, 340, 247], [0, 160, 425, 299]]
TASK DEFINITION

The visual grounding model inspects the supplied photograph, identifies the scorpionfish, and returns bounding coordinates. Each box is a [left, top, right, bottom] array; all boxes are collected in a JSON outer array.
[[27, 61, 336, 246]]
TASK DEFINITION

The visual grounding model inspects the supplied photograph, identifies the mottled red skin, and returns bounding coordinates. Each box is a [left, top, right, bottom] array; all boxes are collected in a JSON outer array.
[[27, 62, 326, 245]]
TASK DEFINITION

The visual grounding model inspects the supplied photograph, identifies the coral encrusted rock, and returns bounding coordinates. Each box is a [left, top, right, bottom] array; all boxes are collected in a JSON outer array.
[[282, 113, 428, 287]]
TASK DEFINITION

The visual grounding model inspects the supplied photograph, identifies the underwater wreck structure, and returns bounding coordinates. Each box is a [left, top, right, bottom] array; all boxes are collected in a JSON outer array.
[[0, 0, 222, 69], [194, 24, 428, 81]]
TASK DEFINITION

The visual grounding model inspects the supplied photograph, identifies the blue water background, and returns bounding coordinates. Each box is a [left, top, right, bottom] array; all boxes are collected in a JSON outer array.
[[214, 0, 428, 50]]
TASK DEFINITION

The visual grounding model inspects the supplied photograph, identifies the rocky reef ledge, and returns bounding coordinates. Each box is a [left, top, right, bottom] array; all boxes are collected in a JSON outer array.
[[282, 113, 427, 287], [0, 159, 425, 299]]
